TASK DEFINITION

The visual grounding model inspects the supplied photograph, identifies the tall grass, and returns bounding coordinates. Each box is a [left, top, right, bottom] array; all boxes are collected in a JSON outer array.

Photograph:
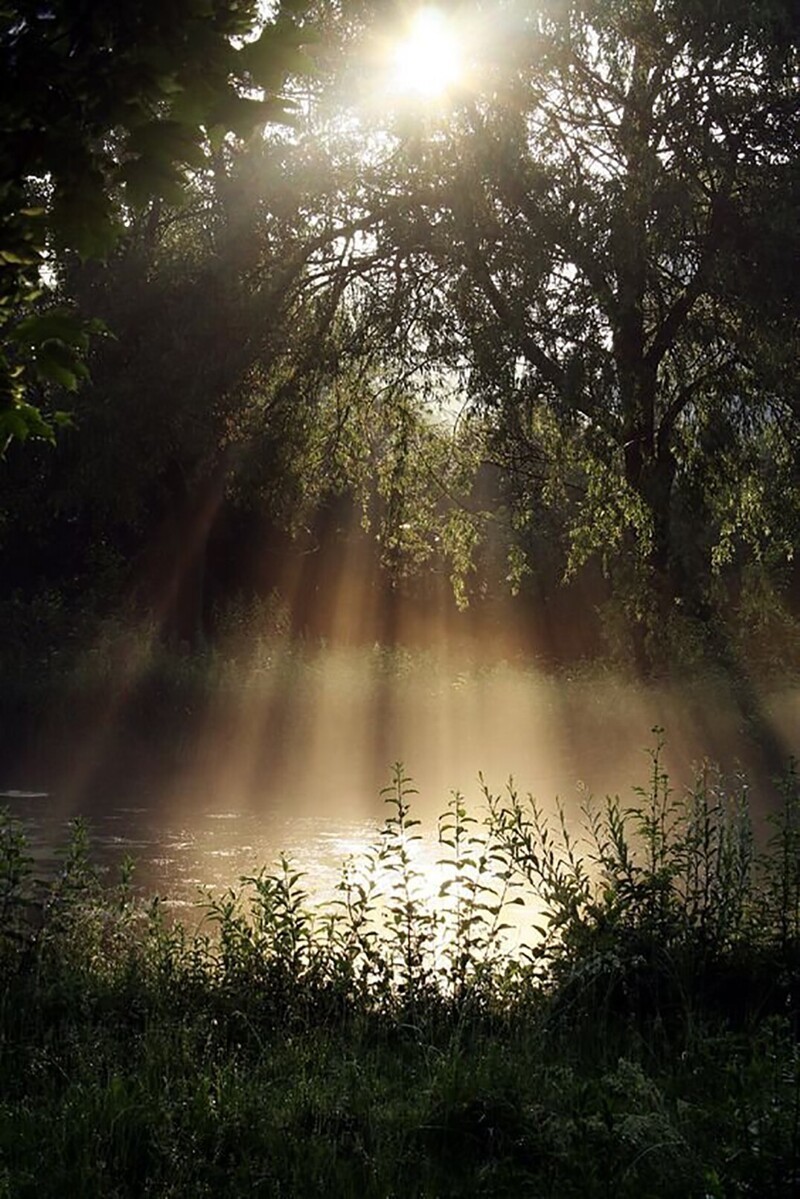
[[2, 740, 800, 1196]]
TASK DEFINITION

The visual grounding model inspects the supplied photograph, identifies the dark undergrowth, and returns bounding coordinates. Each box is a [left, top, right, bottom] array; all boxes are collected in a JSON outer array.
[[3, 740, 800, 1196]]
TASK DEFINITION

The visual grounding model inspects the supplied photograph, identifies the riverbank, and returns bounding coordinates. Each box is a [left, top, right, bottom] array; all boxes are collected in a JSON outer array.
[[3, 755, 800, 1197]]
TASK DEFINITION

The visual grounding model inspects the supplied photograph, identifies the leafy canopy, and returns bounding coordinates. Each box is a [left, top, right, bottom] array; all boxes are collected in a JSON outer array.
[[0, 0, 312, 449], [303, 0, 799, 640]]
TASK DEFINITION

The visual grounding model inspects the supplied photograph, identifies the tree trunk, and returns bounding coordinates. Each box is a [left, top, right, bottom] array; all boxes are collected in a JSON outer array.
[[141, 454, 232, 650], [622, 417, 678, 671]]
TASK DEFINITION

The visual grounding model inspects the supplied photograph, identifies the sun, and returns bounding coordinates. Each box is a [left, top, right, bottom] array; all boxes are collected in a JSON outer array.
[[387, 8, 464, 101]]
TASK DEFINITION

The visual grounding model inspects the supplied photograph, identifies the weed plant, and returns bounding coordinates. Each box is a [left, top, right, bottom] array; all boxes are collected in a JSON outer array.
[[2, 741, 800, 1196]]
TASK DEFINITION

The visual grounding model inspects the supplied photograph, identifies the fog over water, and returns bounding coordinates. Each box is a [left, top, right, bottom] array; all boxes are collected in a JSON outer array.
[[3, 644, 797, 906]]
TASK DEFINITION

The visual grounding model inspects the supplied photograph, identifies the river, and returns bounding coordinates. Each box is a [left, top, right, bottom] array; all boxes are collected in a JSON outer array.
[[2, 653, 796, 913]]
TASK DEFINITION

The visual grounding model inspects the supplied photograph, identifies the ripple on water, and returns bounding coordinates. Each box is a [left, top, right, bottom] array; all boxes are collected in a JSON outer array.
[[96, 836, 152, 848], [2, 792, 461, 910]]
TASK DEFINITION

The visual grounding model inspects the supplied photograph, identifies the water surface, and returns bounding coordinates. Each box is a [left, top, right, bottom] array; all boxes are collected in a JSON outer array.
[[4, 655, 795, 906]]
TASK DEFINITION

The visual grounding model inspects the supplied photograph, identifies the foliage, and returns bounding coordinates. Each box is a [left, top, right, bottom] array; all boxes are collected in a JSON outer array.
[[4, 744, 800, 1193], [491, 735, 768, 1032], [3, 0, 797, 669], [0, 140, 377, 639], [0, 163, 492, 649], [0, 0, 313, 448], [300, 0, 800, 659]]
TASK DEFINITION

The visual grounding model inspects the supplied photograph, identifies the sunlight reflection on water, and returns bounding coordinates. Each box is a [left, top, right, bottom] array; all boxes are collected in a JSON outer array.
[[1, 791, 399, 910], [0, 789, 539, 955]]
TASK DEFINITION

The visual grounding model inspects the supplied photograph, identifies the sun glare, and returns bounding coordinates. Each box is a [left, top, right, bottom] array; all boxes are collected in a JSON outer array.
[[388, 8, 464, 100]]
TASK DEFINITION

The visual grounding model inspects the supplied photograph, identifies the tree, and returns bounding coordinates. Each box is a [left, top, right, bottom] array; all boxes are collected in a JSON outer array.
[[0, 128, 442, 646], [0, 0, 312, 449], [306, 0, 800, 663]]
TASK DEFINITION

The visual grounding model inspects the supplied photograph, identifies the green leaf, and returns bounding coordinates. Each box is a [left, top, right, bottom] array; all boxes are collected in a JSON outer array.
[[0, 400, 55, 447], [0, 409, 30, 441], [35, 358, 78, 391], [35, 340, 89, 391], [11, 311, 89, 350]]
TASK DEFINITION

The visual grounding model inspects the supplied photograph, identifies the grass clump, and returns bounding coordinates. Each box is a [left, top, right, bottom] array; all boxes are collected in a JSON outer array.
[[3, 740, 800, 1196]]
